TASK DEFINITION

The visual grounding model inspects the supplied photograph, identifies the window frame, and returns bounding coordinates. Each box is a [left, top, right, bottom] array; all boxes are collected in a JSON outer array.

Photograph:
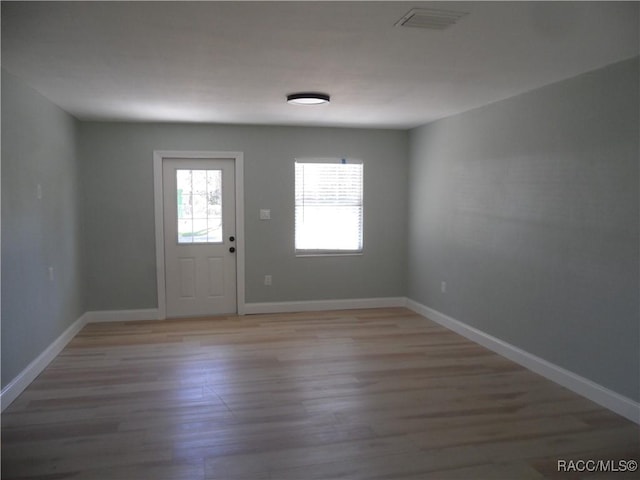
[[294, 158, 364, 257]]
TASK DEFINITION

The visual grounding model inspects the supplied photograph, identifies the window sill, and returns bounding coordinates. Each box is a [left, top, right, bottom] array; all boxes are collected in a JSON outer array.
[[295, 252, 364, 258]]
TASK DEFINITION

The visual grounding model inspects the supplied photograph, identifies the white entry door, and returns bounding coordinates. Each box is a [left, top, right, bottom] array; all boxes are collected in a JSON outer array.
[[163, 158, 237, 317]]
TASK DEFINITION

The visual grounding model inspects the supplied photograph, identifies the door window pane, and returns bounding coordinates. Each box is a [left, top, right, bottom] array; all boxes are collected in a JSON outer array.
[[176, 169, 223, 243]]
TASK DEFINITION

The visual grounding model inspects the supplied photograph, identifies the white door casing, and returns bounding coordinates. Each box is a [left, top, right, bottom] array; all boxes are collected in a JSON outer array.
[[153, 151, 245, 318]]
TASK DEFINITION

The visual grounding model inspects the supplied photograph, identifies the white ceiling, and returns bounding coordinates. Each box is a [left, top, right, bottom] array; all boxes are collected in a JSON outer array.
[[2, 1, 638, 129]]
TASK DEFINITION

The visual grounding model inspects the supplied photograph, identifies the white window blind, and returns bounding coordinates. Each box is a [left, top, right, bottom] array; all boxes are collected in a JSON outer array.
[[295, 161, 363, 253]]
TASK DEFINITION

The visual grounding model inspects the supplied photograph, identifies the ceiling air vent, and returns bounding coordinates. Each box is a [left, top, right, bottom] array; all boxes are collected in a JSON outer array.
[[395, 8, 468, 30]]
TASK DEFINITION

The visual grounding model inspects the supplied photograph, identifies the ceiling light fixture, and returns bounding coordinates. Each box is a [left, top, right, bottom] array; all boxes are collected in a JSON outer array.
[[286, 92, 330, 105]]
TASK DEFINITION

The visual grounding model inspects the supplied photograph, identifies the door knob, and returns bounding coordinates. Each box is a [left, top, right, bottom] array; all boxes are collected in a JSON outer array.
[[229, 236, 235, 242], [229, 247, 236, 253]]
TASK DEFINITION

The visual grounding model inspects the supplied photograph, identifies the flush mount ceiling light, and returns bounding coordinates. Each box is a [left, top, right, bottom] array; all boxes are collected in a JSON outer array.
[[286, 92, 330, 105]]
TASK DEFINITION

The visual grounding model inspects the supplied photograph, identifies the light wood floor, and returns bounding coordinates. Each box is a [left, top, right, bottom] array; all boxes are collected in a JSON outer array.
[[2, 308, 638, 479]]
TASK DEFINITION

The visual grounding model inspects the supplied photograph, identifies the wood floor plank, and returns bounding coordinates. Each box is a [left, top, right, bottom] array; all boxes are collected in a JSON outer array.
[[267, 446, 491, 480], [2, 308, 638, 479]]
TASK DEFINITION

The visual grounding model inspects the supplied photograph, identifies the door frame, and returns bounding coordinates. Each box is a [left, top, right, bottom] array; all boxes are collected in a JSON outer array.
[[153, 150, 245, 318]]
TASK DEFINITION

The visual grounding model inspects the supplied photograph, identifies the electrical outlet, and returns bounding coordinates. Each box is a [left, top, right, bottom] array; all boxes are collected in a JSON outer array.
[[264, 275, 272, 286], [441, 281, 447, 293], [49, 266, 55, 282], [259, 209, 271, 220]]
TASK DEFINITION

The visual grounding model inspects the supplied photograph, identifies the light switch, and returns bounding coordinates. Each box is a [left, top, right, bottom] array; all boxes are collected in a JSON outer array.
[[259, 209, 271, 220]]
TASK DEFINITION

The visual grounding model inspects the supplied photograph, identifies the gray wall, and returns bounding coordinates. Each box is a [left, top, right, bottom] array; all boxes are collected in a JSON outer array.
[[407, 57, 639, 401], [1, 69, 84, 389], [78, 123, 408, 310]]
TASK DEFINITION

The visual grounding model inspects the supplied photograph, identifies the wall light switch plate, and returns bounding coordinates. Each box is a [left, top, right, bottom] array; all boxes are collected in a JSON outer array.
[[260, 209, 271, 220]]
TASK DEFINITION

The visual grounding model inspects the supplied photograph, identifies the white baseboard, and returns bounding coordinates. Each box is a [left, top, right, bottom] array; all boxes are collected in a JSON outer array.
[[245, 297, 407, 315], [1, 313, 89, 412], [84, 308, 161, 323], [406, 299, 640, 425]]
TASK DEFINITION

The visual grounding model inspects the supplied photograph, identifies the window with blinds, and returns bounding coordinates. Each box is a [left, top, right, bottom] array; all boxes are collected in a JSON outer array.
[[295, 160, 363, 254]]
